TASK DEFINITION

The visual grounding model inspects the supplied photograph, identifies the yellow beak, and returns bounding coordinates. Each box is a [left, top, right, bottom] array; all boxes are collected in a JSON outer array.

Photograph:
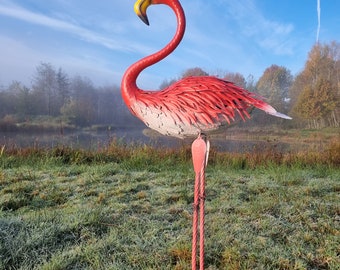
[[134, 0, 152, 25]]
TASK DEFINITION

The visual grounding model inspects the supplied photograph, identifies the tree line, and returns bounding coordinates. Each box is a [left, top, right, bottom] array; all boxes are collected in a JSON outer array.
[[0, 41, 339, 130], [0, 63, 141, 128]]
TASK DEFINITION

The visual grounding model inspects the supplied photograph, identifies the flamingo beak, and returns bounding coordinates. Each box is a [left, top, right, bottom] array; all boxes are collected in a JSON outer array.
[[134, 0, 152, 25]]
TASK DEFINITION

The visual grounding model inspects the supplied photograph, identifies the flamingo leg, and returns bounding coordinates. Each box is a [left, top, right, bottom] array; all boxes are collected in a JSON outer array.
[[192, 165, 199, 270], [191, 134, 209, 270]]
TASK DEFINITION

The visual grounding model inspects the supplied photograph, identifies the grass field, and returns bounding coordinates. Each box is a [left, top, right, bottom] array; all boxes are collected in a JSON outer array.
[[0, 138, 339, 269]]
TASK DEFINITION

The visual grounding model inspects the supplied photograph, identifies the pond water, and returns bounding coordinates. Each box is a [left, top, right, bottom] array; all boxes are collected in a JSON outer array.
[[0, 128, 320, 153]]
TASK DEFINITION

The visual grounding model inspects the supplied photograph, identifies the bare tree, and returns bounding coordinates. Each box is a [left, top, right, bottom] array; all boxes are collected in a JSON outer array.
[[31, 62, 58, 116], [56, 68, 70, 112], [223, 72, 247, 88]]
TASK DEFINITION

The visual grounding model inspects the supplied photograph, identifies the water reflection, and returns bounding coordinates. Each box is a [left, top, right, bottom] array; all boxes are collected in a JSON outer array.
[[0, 128, 319, 153]]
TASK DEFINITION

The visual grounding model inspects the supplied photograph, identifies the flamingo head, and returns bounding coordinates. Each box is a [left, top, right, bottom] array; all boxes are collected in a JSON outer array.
[[134, 0, 152, 25], [134, 0, 178, 25]]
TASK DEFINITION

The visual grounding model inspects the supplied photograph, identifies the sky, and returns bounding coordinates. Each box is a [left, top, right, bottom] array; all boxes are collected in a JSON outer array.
[[0, 0, 339, 90]]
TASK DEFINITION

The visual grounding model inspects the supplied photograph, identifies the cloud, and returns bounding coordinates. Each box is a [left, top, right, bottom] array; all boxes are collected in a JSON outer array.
[[0, 1, 146, 53], [0, 1, 183, 88], [217, 0, 295, 55], [0, 0, 310, 89], [0, 36, 44, 85], [0, 36, 121, 87]]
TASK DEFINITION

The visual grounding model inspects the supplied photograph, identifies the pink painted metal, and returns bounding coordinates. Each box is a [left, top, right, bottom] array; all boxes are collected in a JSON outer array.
[[122, 0, 291, 139], [191, 135, 209, 270], [121, 0, 292, 269]]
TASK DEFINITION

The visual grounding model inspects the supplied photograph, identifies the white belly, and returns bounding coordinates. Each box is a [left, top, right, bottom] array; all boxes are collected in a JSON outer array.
[[133, 102, 203, 138]]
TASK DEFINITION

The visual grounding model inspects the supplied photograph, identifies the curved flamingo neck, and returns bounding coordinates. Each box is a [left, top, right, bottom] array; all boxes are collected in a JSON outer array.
[[121, 0, 185, 108]]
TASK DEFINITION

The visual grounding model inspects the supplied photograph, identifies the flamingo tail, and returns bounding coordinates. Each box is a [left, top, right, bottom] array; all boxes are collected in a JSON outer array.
[[258, 102, 292, 120]]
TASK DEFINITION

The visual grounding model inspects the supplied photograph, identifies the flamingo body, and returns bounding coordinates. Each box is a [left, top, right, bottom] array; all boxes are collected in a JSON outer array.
[[122, 0, 291, 139], [122, 1, 291, 269], [130, 76, 286, 138]]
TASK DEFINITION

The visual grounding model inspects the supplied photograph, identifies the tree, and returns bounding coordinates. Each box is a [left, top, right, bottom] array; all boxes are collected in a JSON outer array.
[[30, 64, 71, 116], [223, 72, 246, 88], [15, 85, 33, 117], [245, 74, 257, 92], [159, 67, 209, 89], [31, 62, 58, 116], [56, 68, 70, 112], [61, 76, 97, 127], [291, 42, 340, 128], [159, 78, 177, 89], [96, 85, 121, 124], [257, 65, 292, 113], [181, 67, 208, 78], [0, 83, 17, 118], [293, 79, 337, 128], [96, 85, 142, 127]]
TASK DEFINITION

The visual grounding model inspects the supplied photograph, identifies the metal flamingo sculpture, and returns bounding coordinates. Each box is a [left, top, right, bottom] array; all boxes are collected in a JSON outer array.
[[121, 0, 291, 269]]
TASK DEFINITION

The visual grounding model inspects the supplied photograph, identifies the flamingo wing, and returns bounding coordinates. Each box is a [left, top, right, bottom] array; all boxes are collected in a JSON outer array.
[[132, 76, 286, 138]]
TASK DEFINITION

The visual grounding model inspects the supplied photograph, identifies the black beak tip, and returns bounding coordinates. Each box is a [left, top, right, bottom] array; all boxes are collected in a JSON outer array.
[[139, 14, 150, 25]]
